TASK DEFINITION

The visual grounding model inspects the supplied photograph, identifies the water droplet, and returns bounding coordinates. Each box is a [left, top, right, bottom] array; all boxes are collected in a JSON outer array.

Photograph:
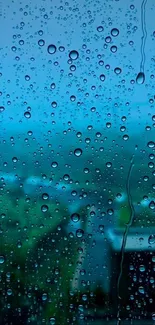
[[12, 157, 18, 163], [152, 313, 155, 321], [42, 193, 49, 200], [97, 26, 104, 32], [0, 255, 5, 264], [41, 205, 48, 213], [139, 264, 145, 272], [111, 28, 119, 37], [38, 39, 45, 46], [7, 289, 12, 296], [106, 122, 111, 128], [42, 293, 48, 301], [0, 106, 5, 112], [148, 234, 155, 245], [106, 162, 112, 168], [71, 213, 80, 223], [76, 229, 84, 238], [147, 141, 155, 148], [74, 148, 82, 157], [24, 111, 31, 119], [110, 45, 117, 53], [47, 44, 57, 54], [51, 161, 58, 168], [100, 74, 106, 82], [69, 50, 79, 60], [123, 134, 129, 141], [114, 67, 122, 75], [149, 201, 155, 210], [49, 317, 56, 325], [138, 286, 145, 294], [136, 72, 145, 84]]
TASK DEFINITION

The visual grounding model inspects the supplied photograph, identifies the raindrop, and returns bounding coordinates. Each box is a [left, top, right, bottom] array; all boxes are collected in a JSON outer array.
[[148, 234, 155, 245], [47, 44, 57, 54], [106, 122, 111, 128], [106, 162, 112, 168], [76, 229, 84, 238], [152, 313, 155, 321], [38, 39, 45, 46], [97, 26, 104, 32], [100, 74, 106, 82], [49, 317, 56, 325], [136, 72, 145, 85], [42, 193, 49, 200], [69, 50, 79, 60], [42, 293, 48, 301], [111, 28, 119, 37], [138, 286, 145, 294], [7, 289, 12, 296], [25, 75, 30, 81], [114, 67, 122, 75], [139, 265, 145, 272], [71, 213, 80, 223], [0, 255, 5, 264], [136, 0, 147, 84], [147, 141, 155, 148], [51, 161, 58, 168], [12, 157, 18, 163], [149, 201, 155, 210], [74, 148, 82, 157], [0, 106, 5, 112], [24, 111, 31, 119], [41, 205, 48, 213], [110, 45, 117, 53], [123, 134, 129, 141]]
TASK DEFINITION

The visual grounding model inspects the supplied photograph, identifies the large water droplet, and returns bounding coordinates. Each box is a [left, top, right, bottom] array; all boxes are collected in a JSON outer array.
[[136, 72, 145, 84], [69, 50, 79, 60], [71, 213, 80, 223], [24, 111, 31, 119], [41, 205, 48, 213], [0, 255, 5, 264], [76, 229, 84, 238], [111, 28, 119, 37], [148, 234, 155, 245], [74, 148, 82, 157], [47, 44, 57, 54]]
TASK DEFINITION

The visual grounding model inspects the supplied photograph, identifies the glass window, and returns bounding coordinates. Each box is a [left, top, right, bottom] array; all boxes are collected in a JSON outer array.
[[0, 0, 155, 324]]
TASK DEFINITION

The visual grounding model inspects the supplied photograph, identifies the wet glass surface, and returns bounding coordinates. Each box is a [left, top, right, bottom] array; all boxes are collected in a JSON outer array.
[[0, 0, 155, 324]]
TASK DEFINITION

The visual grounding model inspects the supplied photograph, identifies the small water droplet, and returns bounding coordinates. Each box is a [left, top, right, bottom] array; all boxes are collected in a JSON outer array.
[[136, 72, 145, 84]]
